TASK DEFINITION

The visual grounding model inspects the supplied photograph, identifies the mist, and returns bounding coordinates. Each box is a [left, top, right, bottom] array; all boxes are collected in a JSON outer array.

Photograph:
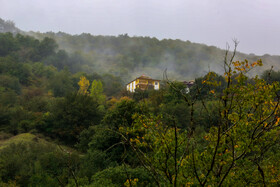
[[1, 0, 280, 55]]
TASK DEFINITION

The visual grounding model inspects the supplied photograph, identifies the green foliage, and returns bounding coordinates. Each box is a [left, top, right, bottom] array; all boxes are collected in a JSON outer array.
[[101, 73, 123, 97], [0, 75, 21, 94], [160, 101, 190, 129], [79, 98, 147, 167], [132, 88, 150, 101], [19, 87, 49, 112], [0, 134, 80, 186], [86, 125, 123, 163], [261, 69, 280, 84], [31, 62, 56, 78], [3, 24, 280, 186], [3, 107, 36, 134], [90, 80, 106, 112], [90, 165, 154, 186], [120, 114, 189, 186], [79, 149, 117, 180], [193, 71, 226, 100], [90, 80, 105, 101], [76, 126, 96, 152], [0, 89, 18, 107], [0, 33, 19, 56], [157, 82, 192, 129], [192, 100, 220, 129], [0, 106, 10, 131], [46, 93, 102, 144], [28, 31, 280, 83], [48, 68, 75, 97], [105, 98, 142, 127], [0, 60, 32, 85], [120, 58, 280, 186], [37, 37, 58, 58]]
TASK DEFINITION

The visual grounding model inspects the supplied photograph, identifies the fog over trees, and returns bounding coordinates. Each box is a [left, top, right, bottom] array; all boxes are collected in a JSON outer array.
[[1, 18, 280, 186]]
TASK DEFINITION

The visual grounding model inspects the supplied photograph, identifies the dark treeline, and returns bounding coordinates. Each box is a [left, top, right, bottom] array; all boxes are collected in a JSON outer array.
[[2, 17, 280, 82], [1, 32, 280, 186], [27, 31, 280, 82]]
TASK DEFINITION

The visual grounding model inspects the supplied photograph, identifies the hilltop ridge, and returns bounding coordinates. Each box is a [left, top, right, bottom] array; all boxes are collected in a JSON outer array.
[[0, 18, 21, 34], [1, 18, 279, 81]]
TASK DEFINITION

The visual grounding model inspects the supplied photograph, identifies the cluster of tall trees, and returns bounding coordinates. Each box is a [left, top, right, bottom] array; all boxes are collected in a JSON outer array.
[[1, 32, 280, 186]]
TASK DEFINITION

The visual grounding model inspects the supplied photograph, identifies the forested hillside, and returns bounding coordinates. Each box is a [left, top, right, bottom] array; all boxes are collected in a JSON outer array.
[[1, 19, 280, 82], [2, 19, 280, 186], [27, 31, 280, 81]]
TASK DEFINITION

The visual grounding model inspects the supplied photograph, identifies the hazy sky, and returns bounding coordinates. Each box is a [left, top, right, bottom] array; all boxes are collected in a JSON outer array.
[[1, 0, 280, 55]]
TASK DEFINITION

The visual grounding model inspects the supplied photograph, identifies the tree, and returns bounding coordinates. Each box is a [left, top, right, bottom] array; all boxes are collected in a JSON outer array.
[[90, 80, 106, 105], [120, 114, 189, 186], [48, 68, 75, 97], [78, 76, 90, 95], [80, 97, 147, 166], [0, 75, 21, 94], [261, 69, 280, 84], [121, 43, 280, 186], [100, 74, 123, 97], [0, 60, 32, 85], [0, 33, 19, 56], [43, 50, 69, 70], [37, 37, 58, 59], [46, 93, 102, 144]]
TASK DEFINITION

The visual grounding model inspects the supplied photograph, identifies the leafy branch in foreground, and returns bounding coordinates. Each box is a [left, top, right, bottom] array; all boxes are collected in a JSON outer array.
[[120, 43, 280, 186]]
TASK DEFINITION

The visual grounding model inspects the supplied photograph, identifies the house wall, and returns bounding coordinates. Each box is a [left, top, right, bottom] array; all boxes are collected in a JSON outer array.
[[133, 81, 136, 92], [154, 81, 159, 90], [127, 78, 160, 92]]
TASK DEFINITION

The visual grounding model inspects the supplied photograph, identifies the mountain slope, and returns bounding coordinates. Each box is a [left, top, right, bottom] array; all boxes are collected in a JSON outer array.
[[1, 18, 279, 81], [28, 31, 280, 81]]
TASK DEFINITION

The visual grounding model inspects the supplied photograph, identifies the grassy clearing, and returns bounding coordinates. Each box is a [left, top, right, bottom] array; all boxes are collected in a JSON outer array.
[[0, 133, 46, 150], [0, 133, 78, 154]]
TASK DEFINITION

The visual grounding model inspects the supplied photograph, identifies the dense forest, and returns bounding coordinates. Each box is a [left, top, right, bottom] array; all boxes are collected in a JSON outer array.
[[28, 31, 280, 82], [1, 18, 280, 186], [2, 17, 280, 82]]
